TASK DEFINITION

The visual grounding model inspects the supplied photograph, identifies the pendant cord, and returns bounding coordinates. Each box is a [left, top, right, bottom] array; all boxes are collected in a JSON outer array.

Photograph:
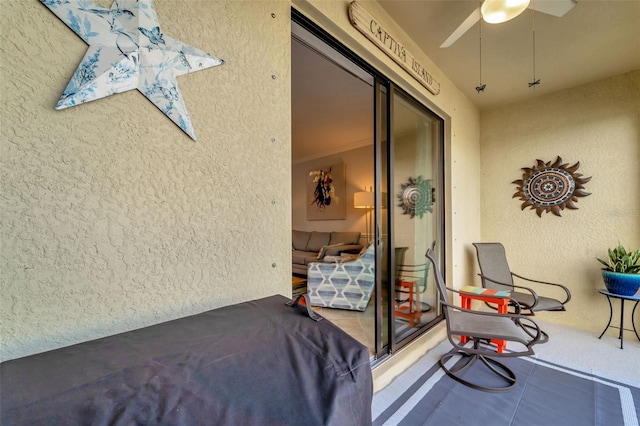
[[475, 6, 486, 93], [529, 1, 540, 89]]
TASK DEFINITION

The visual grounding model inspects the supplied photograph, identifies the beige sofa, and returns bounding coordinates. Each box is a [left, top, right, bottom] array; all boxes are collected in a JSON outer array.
[[292, 230, 363, 276]]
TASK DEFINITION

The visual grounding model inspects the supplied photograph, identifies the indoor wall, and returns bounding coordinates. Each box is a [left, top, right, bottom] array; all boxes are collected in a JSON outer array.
[[479, 71, 640, 334], [292, 145, 374, 242]]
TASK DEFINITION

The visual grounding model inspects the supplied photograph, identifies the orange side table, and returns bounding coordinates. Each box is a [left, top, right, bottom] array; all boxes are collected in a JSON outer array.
[[458, 285, 511, 353], [395, 278, 421, 328]]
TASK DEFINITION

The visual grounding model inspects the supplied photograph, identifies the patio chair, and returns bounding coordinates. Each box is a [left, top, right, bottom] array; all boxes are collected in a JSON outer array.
[[425, 249, 542, 392], [307, 241, 378, 311], [473, 243, 572, 316]]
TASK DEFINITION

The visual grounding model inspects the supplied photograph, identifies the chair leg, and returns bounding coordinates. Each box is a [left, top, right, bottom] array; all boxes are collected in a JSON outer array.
[[439, 342, 517, 393], [521, 323, 548, 344]]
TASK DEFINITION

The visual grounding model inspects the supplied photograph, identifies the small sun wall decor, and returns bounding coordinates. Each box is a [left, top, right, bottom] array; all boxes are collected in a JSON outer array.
[[512, 157, 591, 217], [397, 176, 433, 219], [40, 0, 225, 140]]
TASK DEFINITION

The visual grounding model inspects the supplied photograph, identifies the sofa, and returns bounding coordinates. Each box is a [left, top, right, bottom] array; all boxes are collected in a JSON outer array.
[[292, 230, 363, 276]]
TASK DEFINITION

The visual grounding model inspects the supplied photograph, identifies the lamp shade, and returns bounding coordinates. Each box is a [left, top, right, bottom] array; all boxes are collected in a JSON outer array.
[[354, 192, 375, 209], [481, 0, 530, 24]]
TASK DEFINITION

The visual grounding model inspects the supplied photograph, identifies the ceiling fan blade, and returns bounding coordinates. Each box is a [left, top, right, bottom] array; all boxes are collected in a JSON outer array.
[[529, 0, 577, 17], [440, 7, 481, 48]]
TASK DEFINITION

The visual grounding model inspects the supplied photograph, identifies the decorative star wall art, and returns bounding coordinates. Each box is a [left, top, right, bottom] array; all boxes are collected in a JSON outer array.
[[512, 157, 591, 217], [41, 0, 225, 140]]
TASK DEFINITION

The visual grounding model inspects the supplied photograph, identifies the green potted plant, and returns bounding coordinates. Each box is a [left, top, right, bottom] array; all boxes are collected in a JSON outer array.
[[597, 243, 640, 296]]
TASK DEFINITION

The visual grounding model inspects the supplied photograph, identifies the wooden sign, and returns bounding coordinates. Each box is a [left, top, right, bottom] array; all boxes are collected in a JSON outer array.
[[348, 1, 440, 95]]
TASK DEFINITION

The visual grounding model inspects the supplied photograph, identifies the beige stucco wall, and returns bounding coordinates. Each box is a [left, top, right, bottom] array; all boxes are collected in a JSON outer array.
[[480, 71, 640, 334], [1, 0, 292, 361], [1, 0, 481, 367]]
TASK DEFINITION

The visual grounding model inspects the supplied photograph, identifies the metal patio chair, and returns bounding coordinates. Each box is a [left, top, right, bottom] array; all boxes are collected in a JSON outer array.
[[473, 243, 572, 317], [426, 248, 542, 392]]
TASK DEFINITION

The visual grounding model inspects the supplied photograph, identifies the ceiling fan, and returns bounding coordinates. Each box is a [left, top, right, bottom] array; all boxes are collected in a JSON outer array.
[[440, 0, 577, 48]]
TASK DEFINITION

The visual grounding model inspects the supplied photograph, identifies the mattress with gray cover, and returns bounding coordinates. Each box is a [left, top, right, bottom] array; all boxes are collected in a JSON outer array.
[[1, 294, 372, 425]]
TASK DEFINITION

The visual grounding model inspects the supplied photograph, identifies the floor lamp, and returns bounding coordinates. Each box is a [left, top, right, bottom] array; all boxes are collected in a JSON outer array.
[[354, 190, 374, 243]]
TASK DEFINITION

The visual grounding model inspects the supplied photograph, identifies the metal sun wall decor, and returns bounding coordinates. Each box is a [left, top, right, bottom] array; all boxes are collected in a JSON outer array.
[[397, 176, 433, 219], [512, 156, 591, 217], [40, 0, 225, 141]]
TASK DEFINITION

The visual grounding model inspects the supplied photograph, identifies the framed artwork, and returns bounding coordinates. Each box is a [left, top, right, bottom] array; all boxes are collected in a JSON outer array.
[[307, 162, 346, 220]]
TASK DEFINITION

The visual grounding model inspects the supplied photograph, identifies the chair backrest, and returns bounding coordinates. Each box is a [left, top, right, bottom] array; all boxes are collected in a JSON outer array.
[[396, 262, 430, 292], [425, 249, 450, 306], [393, 247, 409, 280], [473, 243, 514, 292], [395, 241, 435, 293]]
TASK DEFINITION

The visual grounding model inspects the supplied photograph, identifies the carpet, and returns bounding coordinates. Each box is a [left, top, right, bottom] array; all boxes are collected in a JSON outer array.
[[292, 276, 307, 298], [372, 340, 640, 426]]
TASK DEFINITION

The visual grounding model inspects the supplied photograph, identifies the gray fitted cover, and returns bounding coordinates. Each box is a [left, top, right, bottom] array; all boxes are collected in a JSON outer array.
[[0, 295, 372, 425]]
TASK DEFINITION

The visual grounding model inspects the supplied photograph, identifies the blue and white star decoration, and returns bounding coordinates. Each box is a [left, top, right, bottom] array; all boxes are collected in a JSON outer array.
[[41, 0, 225, 140]]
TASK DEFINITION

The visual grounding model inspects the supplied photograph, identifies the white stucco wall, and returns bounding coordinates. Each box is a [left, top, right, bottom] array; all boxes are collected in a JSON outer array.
[[480, 71, 640, 333], [1, 0, 292, 361]]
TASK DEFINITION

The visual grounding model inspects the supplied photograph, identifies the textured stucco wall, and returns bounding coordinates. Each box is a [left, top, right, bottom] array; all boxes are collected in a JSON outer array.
[[298, 0, 482, 291], [0, 0, 291, 361], [480, 71, 640, 333]]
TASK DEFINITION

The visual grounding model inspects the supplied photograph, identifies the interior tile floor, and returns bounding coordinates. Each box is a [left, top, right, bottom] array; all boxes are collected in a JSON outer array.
[[312, 305, 376, 355], [311, 300, 437, 357]]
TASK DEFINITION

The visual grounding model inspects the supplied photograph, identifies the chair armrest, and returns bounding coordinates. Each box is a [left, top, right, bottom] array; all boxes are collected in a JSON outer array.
[[477, 273, 515, 289], [477, 273, 539, 311], [511, 272, 572, 305], [442, 298, 527, 320]]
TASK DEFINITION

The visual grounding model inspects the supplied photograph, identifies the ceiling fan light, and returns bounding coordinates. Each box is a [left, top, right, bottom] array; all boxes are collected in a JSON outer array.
[[481, 0, 530, 24]]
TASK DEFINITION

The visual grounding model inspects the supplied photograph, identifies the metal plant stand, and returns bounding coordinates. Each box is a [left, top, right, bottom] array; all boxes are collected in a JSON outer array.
[[597, 289, 640, 349]]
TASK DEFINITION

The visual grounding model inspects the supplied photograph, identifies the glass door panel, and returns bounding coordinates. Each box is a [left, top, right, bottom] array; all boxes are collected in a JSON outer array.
[[390, 90, 442, 345], [375, 81, 389, 357], [293, 10, 444, 360]]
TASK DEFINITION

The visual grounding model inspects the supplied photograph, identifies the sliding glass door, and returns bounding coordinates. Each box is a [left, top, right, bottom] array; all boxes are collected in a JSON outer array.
[[293, 10, 444, 360], [379, 84, 444, 352]]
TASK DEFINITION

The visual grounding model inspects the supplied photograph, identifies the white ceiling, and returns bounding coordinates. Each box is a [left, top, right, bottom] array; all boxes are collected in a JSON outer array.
[[291, 37, 374, 163], [291, 0, 640, 162], [378, 0, 640, 109]]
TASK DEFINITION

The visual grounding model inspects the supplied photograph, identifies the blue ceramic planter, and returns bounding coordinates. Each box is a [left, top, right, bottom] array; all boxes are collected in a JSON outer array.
[[602, 271, 640, 296]]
